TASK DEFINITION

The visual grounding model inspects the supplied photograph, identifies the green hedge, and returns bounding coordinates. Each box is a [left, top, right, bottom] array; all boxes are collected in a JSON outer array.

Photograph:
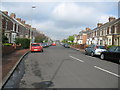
[[3, 43, 12, 46], [107, 45, 117, 49], [15, 38, 30, 49]]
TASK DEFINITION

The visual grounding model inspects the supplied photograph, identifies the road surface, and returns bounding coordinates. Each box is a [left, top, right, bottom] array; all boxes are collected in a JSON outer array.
[[19, 45, 119, 88]]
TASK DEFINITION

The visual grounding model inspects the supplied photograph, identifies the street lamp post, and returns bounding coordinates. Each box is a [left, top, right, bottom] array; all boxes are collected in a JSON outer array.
[[30, 6, 36, 44]]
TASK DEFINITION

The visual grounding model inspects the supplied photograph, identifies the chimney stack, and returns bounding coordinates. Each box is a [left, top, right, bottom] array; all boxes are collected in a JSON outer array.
[[109, 17, 116, 22], [21, 20, 25, 24], [3, 11, 8, 15], [16, 18, 21, 22], [32, 28, 36, 30], [97, 23, 103, 27], [10, 13, 16, 18], [86, 27, 91, 31]]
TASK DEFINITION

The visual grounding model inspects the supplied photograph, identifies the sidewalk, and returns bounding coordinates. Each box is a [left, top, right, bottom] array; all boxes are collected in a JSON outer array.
[[70, 46, 85, 53], [1, 49, 29, 80]]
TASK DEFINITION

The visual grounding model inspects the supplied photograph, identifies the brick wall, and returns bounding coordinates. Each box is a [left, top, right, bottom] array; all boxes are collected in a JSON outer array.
[[71, 44, 89, 49], [2, 46, 21, 56]]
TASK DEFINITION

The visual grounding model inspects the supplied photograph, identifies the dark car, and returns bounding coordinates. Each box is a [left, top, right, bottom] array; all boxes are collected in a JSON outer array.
[[100, 46, 120, 63], [41, 43, 49, 48], [64, 44, 70, 48]]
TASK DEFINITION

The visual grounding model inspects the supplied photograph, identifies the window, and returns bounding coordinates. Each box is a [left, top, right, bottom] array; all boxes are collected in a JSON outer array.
[[14, 24, 17, 32], [5, 34, 8, 37], [115, 47, 120, 52], [32, 44, 40, 46], [107, 27, 109, 34], [111, 25, 115, 33], [109, 39, 111, 45], [102, 30, 103, 36]]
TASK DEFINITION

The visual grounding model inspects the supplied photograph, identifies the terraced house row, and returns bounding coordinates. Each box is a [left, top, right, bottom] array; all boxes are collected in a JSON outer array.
[[1, 10, 44, 43], [74, 17, 120, 46]]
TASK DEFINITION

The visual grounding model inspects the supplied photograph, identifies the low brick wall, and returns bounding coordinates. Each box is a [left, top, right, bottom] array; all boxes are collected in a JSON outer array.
[[71, 44, 89, 49], [2, 46, 21, 56]]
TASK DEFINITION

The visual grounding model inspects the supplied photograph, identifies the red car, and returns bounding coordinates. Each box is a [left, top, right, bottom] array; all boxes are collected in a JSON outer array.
[[52, 43, 56, 46], [30, 43, 43, 52]]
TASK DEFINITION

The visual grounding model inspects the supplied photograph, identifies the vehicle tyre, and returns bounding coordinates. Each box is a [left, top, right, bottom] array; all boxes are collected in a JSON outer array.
[[42, 49, 43, 52], [91, 52, 94, 57], [100, 54, 105, 60], [85, 51, 88, 55]]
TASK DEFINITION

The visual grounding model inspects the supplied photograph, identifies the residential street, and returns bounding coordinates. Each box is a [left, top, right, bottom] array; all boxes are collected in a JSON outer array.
[[19, 45, 119, 88]]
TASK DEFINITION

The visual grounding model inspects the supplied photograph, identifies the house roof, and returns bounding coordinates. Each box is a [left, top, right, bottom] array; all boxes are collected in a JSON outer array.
[[88, 18, 120, 33]]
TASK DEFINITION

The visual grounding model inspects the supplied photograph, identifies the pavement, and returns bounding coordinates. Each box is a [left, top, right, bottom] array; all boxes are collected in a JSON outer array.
[[1, 49, 29, 80], [19, 45, 119, 88], [70, 46, 85, 52]]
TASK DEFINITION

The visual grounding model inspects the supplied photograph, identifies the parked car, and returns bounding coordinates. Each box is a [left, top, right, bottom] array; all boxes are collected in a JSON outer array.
[[30, 43, 43, 52], [41, 43, 49, 48], [85, 45, 106, 56], [100, 46, 120, 63], [64, 44, 70, 48], [52, 43, 56, 46]]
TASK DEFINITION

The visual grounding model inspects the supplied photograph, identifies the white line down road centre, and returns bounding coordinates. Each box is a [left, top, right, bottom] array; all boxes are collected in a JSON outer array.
[[94, 66, 120, 77], [69, 55, 84, 62]]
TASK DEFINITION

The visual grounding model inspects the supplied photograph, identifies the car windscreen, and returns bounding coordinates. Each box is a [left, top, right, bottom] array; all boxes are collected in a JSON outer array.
[[97, 46, 105, 49], [42, 43, 47, 45], [32, 44, 40, 46], [116, 47, 120, 52]]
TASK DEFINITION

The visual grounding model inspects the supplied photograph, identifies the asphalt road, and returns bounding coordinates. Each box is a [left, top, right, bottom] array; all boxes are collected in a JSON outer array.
[[19, 45, 119, 88]]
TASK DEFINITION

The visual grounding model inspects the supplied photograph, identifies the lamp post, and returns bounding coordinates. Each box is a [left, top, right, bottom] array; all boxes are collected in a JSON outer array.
[[30, 6, 36, 44]]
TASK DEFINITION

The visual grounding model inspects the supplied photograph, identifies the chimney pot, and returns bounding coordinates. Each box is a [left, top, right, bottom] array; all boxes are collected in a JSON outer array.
[[10, 13, 16, 18], [97, 23, 103, 27], [16, 18, 21, 22], [3, 11, 8, 15], [86, 28, 91, 31], [21, 20, 25, 24]]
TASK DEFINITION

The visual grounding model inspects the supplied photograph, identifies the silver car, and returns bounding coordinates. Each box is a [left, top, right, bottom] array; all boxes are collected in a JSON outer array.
[[85, 45, 106, 57]]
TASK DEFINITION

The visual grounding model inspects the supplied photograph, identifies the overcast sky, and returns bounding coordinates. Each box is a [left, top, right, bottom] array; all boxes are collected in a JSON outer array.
[[0, 0, 119, 40]]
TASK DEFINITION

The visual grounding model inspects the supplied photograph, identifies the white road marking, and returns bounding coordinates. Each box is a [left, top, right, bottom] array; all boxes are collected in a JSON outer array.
[[69, 55, 84, 62], [94, 66, 120, 77]]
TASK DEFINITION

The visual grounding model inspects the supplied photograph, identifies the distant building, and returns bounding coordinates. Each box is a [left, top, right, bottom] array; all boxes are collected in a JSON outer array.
[[73, 28, 91, 44]]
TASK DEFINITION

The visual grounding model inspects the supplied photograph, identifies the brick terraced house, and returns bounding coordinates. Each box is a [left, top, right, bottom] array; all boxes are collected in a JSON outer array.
[[1, 10, 43, 43], [73, 28, 91, 44], [86, 17, 120, 46]]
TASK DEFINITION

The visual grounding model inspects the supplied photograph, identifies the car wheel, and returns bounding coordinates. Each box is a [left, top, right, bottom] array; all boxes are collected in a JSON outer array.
[[85, 51, 88, 55], [100, 54, 105, 60], [91, 52, 94, 57], [42, 50, 43, 52]]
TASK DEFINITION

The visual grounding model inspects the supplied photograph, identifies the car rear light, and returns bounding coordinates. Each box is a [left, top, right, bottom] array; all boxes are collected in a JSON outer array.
[[94, 46, 98, 50]]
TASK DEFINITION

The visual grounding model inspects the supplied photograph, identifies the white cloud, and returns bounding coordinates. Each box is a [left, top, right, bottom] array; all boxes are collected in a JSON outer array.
[[51, 3, 117, 28], [52, 3, 95, 23]]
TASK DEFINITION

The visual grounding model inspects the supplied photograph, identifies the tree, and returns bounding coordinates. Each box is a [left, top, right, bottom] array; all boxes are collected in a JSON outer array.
[[34, 34, 47, 43], [62, 39, 68, 43], [67, 36, 74, 43]]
